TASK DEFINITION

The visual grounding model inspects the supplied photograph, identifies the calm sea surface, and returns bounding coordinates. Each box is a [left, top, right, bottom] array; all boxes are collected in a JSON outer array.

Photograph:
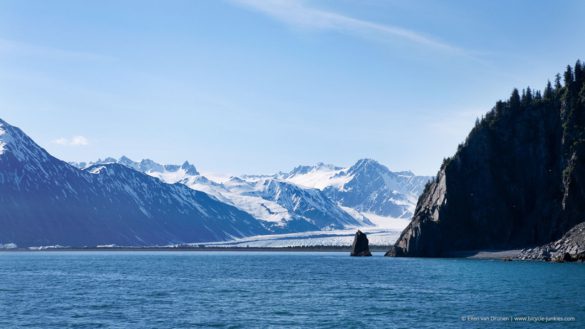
[[0, 251, 583, 328]]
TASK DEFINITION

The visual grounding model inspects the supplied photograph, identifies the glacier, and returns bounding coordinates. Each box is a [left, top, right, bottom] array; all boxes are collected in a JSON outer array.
[[73, 155, 430, 246]]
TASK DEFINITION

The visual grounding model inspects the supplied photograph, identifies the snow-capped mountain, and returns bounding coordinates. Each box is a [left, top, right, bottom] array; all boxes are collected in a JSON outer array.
[[0, 118, 267, 247], [281, 159, 431, 218], [75, 156, 199, 183], [78, 157, 429, 232], [220, 177, 367, 232], [76, 157, 369, 232]]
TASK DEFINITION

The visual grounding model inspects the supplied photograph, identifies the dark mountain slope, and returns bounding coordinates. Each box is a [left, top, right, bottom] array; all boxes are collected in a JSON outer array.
[[388, 61, 585, 257], [0, 119, 267, 247]]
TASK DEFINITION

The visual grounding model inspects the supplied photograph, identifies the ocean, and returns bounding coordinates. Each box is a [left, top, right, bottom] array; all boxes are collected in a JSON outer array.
[[0, 251, 582, 328]]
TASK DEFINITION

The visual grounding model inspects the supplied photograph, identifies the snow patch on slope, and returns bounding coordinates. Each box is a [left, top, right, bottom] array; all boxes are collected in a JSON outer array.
[[360, 212, 411, 231], [202, 227, 402, 248], [147, 168, 190, 184], [284, 165, 352, 190], [0, 123, 7, 155], [182, 175, 292, 224]]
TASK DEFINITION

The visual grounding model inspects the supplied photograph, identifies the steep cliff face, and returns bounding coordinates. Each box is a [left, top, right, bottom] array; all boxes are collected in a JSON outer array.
[[388, 62, 585, 257]]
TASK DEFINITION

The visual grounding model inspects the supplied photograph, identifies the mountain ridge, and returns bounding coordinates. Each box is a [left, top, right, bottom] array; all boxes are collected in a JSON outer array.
[[0, 119, 268, 247], [74, 156, 431, 230]]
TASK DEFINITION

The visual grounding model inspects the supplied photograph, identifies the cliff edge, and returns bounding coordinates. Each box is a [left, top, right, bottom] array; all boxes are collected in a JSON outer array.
[[387, 61, 585, 257]]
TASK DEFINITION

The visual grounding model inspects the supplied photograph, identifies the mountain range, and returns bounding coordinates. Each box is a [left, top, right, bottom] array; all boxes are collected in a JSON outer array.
[[73, 157, 431, 234], [0, 117, 429, 247]]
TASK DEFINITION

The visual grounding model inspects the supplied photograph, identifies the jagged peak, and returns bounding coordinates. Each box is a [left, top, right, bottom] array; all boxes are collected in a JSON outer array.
[[181, 161, 199, 175], [353, 158, 380, 167], [118, 155, 134, 163], [314, 162, 342, 170], [139, 158, 164, 172], [81, 156, 199, 175], [288, 165, 313, 176], [348, 158, 388, 174], [286, 162, 341, 177], [101, 157, 118, 163]]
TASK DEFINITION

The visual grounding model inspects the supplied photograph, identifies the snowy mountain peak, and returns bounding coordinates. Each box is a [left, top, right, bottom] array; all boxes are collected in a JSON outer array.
[[286, 162, 342, 177], [75, 152, 430, 230], [118, 155, 134, 164], [0, 119, 51, 163], [73, 156, 199, 180], [347, 158, 387, 175], [139, 158, 164, 172], [180, 161, 199, 175], [114, 156, 140, 171], [276, 157, 432, 219], [287, 165, 313, 176], [0, 120, 20, 151]]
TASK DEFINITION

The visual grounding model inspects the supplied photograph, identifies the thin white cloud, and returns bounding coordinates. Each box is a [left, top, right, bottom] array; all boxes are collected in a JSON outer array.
[[231, 0, 465, 54], [52, 136, 89, 146]]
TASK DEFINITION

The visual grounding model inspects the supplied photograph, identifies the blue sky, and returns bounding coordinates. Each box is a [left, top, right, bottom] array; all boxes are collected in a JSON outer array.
[[1, 0, 584, 176]]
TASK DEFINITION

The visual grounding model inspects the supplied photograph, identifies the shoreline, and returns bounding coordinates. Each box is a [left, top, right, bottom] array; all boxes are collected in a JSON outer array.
[[0, 247, 528, 260], [0, 246, 392, 253], [444, 249, 523, 260]]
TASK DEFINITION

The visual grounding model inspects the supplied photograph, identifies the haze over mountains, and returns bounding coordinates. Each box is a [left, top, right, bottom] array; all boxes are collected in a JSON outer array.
[[0, 117, 430, 248]]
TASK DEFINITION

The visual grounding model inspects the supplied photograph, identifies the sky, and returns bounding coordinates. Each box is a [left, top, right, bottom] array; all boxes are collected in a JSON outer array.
[[1, 0, 584, 176]]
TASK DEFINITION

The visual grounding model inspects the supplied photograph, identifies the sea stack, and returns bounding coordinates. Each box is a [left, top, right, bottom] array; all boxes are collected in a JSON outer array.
[[350, 230, 372, 256]]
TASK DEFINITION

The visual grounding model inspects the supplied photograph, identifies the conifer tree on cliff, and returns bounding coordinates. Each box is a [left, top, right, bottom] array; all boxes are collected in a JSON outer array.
[[510, 88, 521, 109]]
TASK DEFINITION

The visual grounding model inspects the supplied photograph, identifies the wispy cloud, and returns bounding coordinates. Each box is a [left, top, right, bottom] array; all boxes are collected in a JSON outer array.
[[231, 0, 465, 54], [52, 136, 90, 146]]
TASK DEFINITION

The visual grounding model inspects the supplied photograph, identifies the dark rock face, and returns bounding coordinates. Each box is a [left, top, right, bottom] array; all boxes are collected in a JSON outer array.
[[351, 230, 372, 256], [388, 62, 585, 257], [519, 222, 585, 262]]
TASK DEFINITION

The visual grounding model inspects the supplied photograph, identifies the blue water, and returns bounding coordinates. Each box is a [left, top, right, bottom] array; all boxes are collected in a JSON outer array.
[[0, 252, 583, 328]]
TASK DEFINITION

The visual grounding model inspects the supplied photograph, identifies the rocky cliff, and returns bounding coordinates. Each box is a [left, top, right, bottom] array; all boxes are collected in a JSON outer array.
[[387, 61, 585, 257], [519, 222, 585, 262]]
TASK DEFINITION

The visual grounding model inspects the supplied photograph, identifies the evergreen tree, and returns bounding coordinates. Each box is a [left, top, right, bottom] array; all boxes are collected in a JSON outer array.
[[555, 73, 562, 91], [525, 87, 533, 104], [544, 80, 553, 99], [564, 65, 574, 86], [575, 60, 583, 83], [495, 100, 505, 115], [510, 88, 521, 109], [535, 90, 542, 101]]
